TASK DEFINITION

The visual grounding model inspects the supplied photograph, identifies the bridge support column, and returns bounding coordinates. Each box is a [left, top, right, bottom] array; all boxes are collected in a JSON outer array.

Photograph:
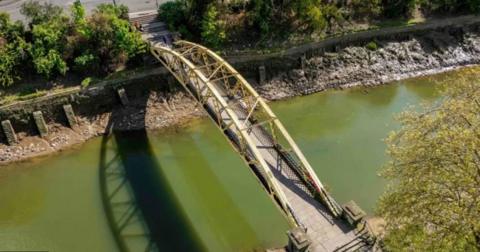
[[258, 65, 266, 85], [63, 104, 78, 128], [1, 120, 18, 145], [299, 55, 306, 69], [33, 111, 48, 137], [287, 227, 310, 252], [116, 88, 130, 106]]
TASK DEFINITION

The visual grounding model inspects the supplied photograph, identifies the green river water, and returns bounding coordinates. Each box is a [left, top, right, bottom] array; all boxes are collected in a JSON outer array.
[[0, 68, 467, 252]]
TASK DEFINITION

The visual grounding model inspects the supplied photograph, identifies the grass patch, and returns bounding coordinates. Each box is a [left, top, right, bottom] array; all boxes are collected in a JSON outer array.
[[0, 90, 48, 106]]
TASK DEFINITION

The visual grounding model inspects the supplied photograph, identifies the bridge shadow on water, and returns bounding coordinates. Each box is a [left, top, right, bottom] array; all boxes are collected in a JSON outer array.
[[98, 93, 206, 252]]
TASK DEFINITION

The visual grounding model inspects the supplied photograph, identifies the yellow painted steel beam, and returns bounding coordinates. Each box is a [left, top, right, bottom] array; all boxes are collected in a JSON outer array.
[[174, 40, 343, 217], [150, 42, 301, 226]]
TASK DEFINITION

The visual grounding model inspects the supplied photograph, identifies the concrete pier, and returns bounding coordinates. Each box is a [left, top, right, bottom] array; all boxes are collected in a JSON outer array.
[[117, 88, 130, 106], [1, 120, 18, 145], [63, 104, 78, 128], [33, 111, 48, 137], [258, 65, 266, 85]]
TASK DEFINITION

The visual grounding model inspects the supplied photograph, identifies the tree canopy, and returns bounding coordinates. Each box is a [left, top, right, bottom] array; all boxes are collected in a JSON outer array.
[[0, 0, 146, 86], [378, 74, 480, 251], [0, 13, 28, 87]]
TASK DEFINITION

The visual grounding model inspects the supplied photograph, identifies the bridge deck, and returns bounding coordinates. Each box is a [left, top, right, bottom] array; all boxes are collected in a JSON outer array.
[[136, 10, 371, 250], [213, 80, 364, 252]]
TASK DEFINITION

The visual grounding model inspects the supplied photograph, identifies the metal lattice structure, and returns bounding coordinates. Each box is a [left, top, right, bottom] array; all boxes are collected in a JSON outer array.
[[150, 41, 343, 226]]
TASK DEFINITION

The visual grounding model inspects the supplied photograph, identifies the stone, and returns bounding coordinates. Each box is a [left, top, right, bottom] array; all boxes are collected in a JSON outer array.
[[117, 88, 130, 106], [1, 120, 18, 145], [287, 227, 310, 252], [63, 104, 78, 128], [33, 111, 49, 137], [258, 65, 266, 85]]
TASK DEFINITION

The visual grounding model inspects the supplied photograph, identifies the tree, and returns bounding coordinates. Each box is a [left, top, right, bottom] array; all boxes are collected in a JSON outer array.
[[20, 0, 63, 26], [29, 15, 70, 78], [378, 76, 480, 251], [200, 4, 226, 48], [382, 0, 417, 18], [249, 0, 273, 36], [72, 4, 146, 73], [0, 13, 29, 87], [159, 0, 191, 38]]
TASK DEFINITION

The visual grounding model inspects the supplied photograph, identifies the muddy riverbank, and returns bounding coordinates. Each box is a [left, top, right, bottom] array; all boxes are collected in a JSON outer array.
[[1, 19, 480, 164], [259, 27, 480, 100]]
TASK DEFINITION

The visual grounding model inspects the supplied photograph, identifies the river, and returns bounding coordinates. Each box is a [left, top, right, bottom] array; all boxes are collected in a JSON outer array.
[[0, 68, 468, 252]]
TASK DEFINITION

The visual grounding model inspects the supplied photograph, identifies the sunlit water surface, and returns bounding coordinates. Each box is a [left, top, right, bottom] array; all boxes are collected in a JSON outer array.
[[1, 67, 473, 251]]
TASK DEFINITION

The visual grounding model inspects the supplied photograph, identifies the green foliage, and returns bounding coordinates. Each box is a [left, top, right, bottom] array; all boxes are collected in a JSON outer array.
[[382, 0, 417, 18], [95, 3, 129, 19], [71, 0, 86, 26], [29, 16, 69, 78], [249, 0, 273, 36], [72, 4, 146, 73], [349, 0, 382, 19], [81, 77, 92, 88], [20, 0, 64, 26], [0, 13, 28, 87], [378, 74, 480, 251], [366, 41, 378, 51], [421, 0, 480, 13], [291, 0, 328, 31], [201, 4, 226, 48], [159, 1, 191, 38]]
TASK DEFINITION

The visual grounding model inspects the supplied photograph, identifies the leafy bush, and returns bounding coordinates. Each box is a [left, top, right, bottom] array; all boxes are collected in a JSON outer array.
[[68, 2, 146, 74], [201, 4, 226, 48], [248, 0, 273, 36], [421, 0, 480, 13], [81, 77, 92, 88], [29, 16, 69, 78], [20, 0, 64, 26], [348, 0, 382, 19], [159, 0, 191, 38], [0, 13, 28, 87], [382, 0, 417, 18], [366, 41, 378, 51]]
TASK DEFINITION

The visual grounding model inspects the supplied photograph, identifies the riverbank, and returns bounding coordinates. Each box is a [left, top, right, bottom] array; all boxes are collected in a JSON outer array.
[[1, 17, 480, 165], [258, 24, 480, 100]]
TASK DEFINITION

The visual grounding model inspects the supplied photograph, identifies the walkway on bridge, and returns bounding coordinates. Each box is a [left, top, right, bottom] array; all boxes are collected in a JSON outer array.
[[130, 11, 374, 252]]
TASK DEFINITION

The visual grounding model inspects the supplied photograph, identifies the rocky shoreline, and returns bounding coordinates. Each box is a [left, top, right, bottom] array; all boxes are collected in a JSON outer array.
[[258, 28, 480, 100], [1, 25, 480, 165], [0, 91, 205, 165]]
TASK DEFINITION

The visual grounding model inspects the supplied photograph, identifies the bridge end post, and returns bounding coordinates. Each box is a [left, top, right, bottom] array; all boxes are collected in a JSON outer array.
[[287, 227, 310, 252]]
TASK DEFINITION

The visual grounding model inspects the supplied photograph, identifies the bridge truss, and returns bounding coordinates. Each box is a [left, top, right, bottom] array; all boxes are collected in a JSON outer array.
[[150, 40, 343, 227]]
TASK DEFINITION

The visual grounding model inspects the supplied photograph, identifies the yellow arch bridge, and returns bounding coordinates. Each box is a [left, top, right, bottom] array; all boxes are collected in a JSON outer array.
[[130, 10, 375, 252]]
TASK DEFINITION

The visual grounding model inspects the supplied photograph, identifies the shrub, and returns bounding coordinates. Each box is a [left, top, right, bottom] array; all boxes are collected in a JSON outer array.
[[366, 41, 378, 51], [421, 0, 480, 13], [201, 4, 226, 48], [348, 0, 382, 20], [382, 0, 417, 18], [20, 0, 64, 26], [72, 3, 146, 73], [159, 0, 191, 38], [0, 13, 28, 87], [29, 16, 70, 78], [81, 77, 91, 88], [249, 0, 273, 36]]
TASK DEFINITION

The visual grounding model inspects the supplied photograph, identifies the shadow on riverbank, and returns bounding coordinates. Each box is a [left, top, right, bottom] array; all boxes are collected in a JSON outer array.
[[98, 94, 206, 252]]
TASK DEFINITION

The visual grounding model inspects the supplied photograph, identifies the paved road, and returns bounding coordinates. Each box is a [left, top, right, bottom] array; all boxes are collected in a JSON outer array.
[[0, 0, 170, 22]]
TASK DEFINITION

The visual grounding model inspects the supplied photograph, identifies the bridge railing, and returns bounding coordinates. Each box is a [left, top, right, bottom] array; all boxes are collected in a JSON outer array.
[[149, 41, 306, 227], [172, 40, 344, 218]]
